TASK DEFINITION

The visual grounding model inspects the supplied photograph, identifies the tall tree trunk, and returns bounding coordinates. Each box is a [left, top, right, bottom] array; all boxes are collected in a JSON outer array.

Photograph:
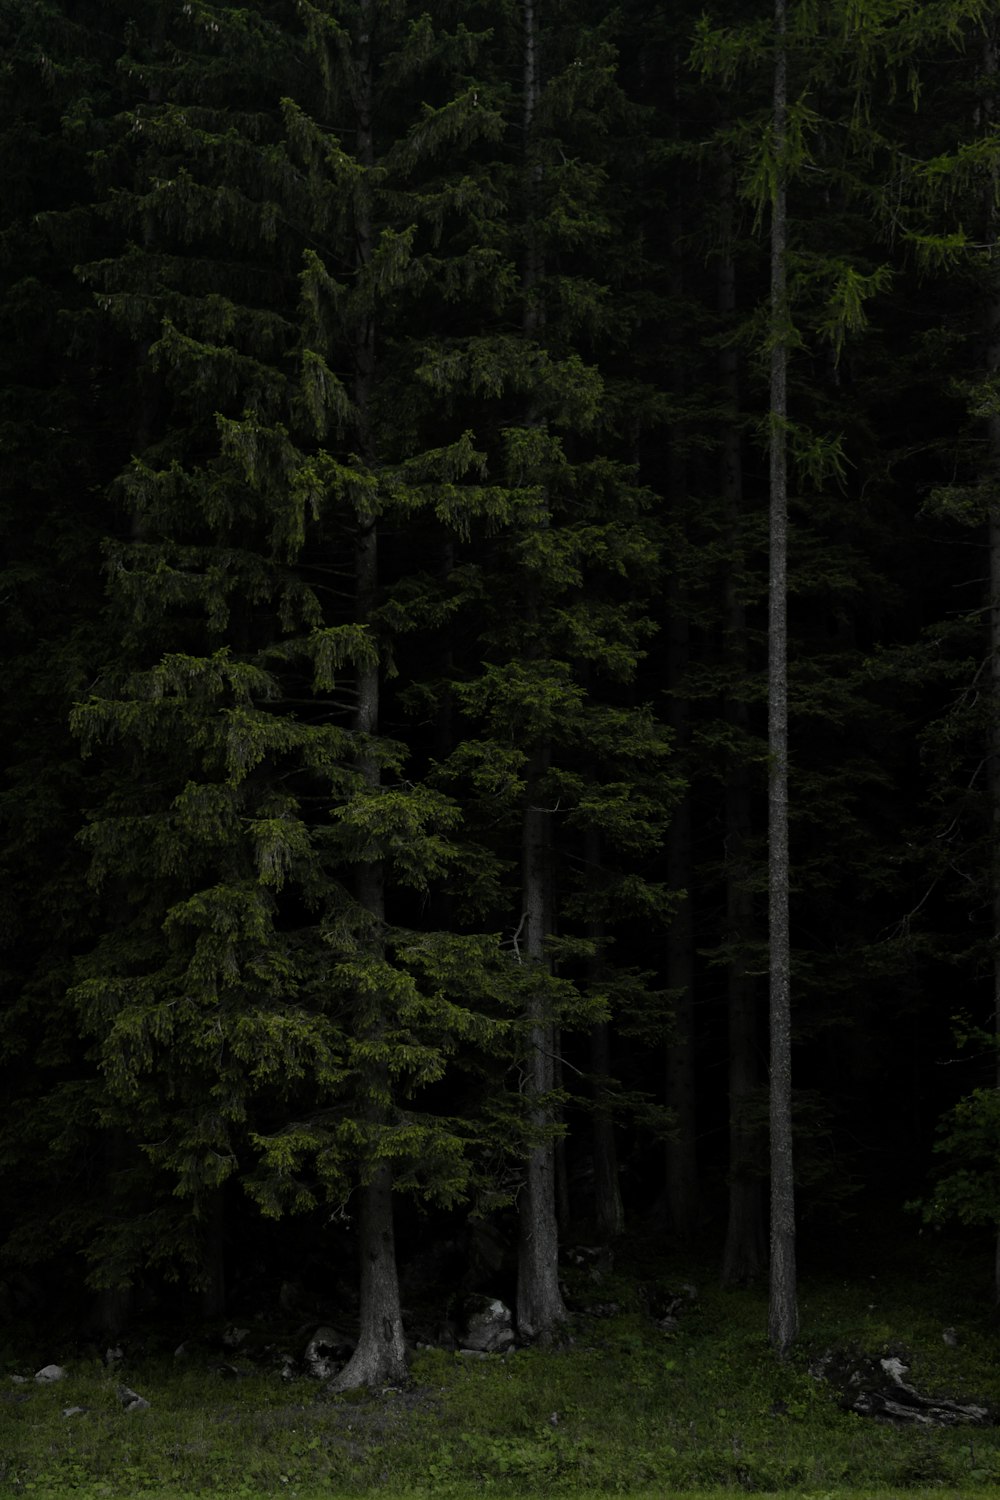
[[719, 149, 766, 1286], [767, 0, 798, 1355], [333, 1, 407, 1389], [588, 829, 624, 1240], [590, 1014, 624, 1238], [982, 21, 1000, 1307], [199, 1185, 227, 1319], [514, 0, 566, 1341], [664, 604, 700, 1240], [663, 105, 700, 1240], [517, 747, 567, 1338]]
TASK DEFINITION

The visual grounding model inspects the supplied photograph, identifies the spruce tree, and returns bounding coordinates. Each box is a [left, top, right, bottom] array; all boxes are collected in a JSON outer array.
[[67, 0, 538, 1374], [0, 0, 130, 1308]]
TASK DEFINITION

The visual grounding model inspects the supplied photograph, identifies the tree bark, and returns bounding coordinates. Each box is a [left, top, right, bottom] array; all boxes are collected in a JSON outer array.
[[517, 746, 567, 1339], [767, 0, 798, 1356], [590, 1015, 624, 1239], [719, 149, 766, 1286], [663, 110, 700, 1241], [333, 1160, 408, 1389], [199, 1185, 227, 1320], [982, 22, 1000, 1306], [514, 0, 566, 1341], [332, 0, 407, 1389], [588, 824, 624, 1240], [664, 691, 700, 1241]]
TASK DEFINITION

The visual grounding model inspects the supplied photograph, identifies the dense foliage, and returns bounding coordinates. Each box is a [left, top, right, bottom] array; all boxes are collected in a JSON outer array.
[[3, 0, 1000, 1372]]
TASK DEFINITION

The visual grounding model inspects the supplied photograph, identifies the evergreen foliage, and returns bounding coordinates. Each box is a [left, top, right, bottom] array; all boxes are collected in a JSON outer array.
[[5, 0, 1000, 1367]]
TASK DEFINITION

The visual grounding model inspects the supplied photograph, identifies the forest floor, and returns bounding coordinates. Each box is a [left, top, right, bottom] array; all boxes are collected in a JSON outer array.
[[3, 1231, 1000, 1497]]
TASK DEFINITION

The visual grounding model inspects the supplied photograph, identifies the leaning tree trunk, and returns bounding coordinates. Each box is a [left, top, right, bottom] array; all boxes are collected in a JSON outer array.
[[767, 0, 798, 1356], [719, 149, 766, 1287], [332, 1, 407, 1390]]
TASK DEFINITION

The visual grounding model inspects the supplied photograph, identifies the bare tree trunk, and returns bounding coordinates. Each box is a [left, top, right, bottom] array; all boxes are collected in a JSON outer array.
[[554, 1029, 572, 1238], [767, 0, 798, 1356], [587, 829, 624, 1240], [982, 22, 1000, 1306], [664, 674, 700, 1240], [719, 149, 766, 1286], [590, 1015, 624, 1239], [514, 0, 566, 1342], [199, 1185, 227, 1319], [334, 1161, 407, 1389], [517, 747, 567, 1339], [663, 113, 700, 1239], [333, 1, 406, 1389], [331, 524, 407, 1391]]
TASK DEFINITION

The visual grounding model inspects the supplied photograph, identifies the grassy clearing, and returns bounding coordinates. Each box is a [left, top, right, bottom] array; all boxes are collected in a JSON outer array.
[[3, 1246, 1000, 1496]]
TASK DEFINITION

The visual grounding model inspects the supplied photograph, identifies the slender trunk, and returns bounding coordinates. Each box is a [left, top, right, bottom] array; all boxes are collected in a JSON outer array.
[[992, 576, 1000, 1297], [767, 0, 797, 1356], [554, 1029, 572, 1237], [514, 0, 565, 1341], [664, 676, 699, 1240], [333, 3, 406, 1388], [588, 829, 624, 1239], [663, 106, 700, 1239], [199, 1185, 227, 1319], [590, 1016, 624, 1238], [982, 24, 1000, 1305], [722, 740, 765, 1286], [517, 747, 567, 1338], [92, 1126, 134, 1335], [719, 150, 766, 1285]]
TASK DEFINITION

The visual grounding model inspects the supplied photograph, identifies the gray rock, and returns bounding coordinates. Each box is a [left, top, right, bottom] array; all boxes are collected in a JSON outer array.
[[117, 1384, 150, 1412], [9, 1375, 28, 1385], [460, 1296, 515, 1354], [222, 1326, 249, 1348], [34, 1365, 67, 1383], [62, 1406, 89, 1418]]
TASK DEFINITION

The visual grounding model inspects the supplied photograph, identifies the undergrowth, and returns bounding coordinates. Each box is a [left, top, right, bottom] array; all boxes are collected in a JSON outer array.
[[2, 1241, 1000, 1497]]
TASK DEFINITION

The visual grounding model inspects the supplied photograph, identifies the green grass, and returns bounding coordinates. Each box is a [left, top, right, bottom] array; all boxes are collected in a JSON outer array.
[[3, 1248, 1000, 1496]]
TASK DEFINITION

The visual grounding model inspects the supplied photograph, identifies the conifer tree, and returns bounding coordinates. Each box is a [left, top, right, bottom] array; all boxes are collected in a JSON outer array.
[[413, 0, 678, 1331], [66, 0, 539, 1374], [0, 0, 130, 1304], [883, 6, 1000, 1298], [690, 0, 920, 1303]]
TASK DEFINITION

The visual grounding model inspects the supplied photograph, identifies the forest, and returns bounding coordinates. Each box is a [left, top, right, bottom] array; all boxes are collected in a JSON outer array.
[[4, 0, 1000, 1398]]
